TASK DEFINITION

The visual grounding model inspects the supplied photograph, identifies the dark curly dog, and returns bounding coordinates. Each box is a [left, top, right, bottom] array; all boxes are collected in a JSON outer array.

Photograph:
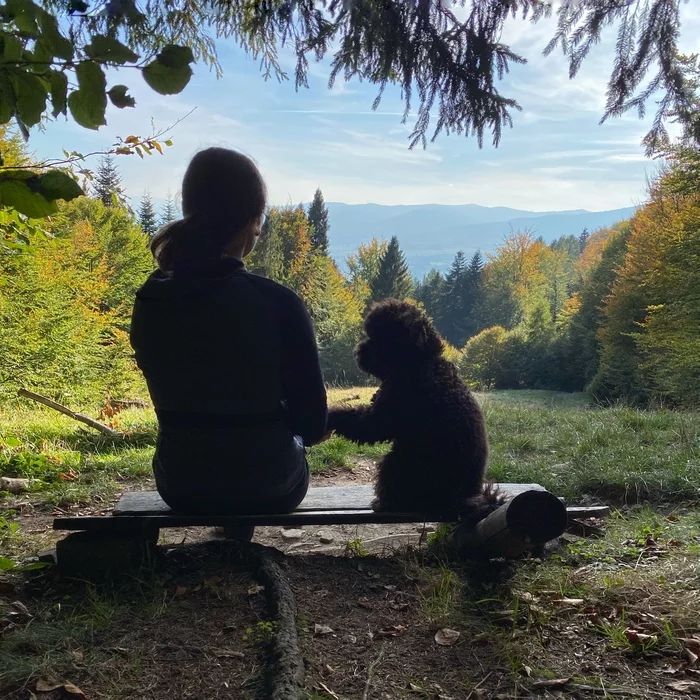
[[327, 299, 501, 520]]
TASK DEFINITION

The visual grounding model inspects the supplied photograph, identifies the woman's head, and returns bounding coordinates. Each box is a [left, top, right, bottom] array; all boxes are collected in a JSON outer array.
[[151, 147, 267, 271]]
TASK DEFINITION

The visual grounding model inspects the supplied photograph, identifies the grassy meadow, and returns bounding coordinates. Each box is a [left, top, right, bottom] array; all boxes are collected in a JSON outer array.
[[1, 388, 698, 510], [1, 389, 699, 698]]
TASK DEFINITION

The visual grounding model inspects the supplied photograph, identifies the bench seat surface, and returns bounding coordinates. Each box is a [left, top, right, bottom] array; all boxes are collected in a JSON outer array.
[[52, 484, 546, 531], [114, 483, 543, 516]]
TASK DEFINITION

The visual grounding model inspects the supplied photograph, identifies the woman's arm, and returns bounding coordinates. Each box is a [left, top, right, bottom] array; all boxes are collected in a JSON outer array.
[[279, 291, 328, 446]]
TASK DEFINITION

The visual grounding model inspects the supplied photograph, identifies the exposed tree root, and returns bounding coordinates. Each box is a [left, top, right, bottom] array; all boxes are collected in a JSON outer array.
[[244, 543, 304, 700]]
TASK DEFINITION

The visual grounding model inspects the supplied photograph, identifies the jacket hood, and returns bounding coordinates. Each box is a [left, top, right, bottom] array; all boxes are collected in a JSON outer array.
[[136, 257, 246, 301]]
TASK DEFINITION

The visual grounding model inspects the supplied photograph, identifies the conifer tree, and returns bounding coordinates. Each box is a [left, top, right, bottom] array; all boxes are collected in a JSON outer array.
[[93, 156, 122, 207], [307, 188, 330, 254], [468, 250, 483, 278], [464, 250, 485, 339], [159, 191, 178, 227], [370, 236, 413, 302], [138, 190, 158, 237], [440, 251, 469, 345], [579, 228, 590, 254], [415, 269, 445, 327]]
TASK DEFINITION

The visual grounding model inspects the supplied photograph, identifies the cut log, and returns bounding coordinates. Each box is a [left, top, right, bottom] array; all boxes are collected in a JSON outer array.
[[1, 476, 36, 494], [452, 489, 568, 559]]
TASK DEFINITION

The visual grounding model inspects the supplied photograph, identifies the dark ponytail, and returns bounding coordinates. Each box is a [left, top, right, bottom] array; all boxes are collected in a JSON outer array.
[[151, 147, 267, 272]]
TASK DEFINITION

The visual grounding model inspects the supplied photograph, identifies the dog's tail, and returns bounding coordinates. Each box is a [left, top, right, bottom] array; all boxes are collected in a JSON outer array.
[[460, 482, 505, 529]]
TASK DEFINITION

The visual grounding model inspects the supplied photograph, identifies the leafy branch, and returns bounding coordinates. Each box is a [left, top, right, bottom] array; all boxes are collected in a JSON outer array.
[[0, 108, 194, 220]]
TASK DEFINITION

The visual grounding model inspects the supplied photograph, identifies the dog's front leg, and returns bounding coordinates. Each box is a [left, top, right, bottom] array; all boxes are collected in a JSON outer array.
[[326, 406, 393, 444]]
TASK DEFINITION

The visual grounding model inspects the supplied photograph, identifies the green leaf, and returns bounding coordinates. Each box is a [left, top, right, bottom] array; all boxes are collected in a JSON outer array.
[[37, 9, 73, 60], [107, 84, 136, 108], [0, 557, 15, 570], [19, 561, 51, 571], [12, 71, 47, 126], [0, 79, 16, 123], [48, 69, 67, 117], [0, 179, 58, 217], [68, 61, 107, 129], [155, 44, 194, 69], [35, 170, 83, 201], [3, 34, 24, 62], [31, 38, 53, 64], [84, 35, 139, 65], [142, 61, 192, 95], [2, 436, 22, 446], [5, 0, 38, 36]]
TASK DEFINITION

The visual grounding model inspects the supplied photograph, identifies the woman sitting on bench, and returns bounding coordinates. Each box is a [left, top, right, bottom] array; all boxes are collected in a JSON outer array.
[[130, 147, 327, 517]]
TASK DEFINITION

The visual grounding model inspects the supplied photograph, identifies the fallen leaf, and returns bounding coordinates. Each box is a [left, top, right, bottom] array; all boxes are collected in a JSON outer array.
[[522, 665, 533, 677], [667, 680, 700, 694], [11, 600, 30, 616], [391, 602, 410, 612], [173, 585, 187, 598], [314, 624, 334, 636], [63, 683, 87, 698], [408, 682, 422, 692], [435, 628, 460, 646], [247, 584, 265, 596], [36, 679, 63, 692], [383, 584, 396, 591], [203, 576, 221, 586], [357, 598, 373, 610], [687, 649, 699, 666], [682, 638, 700, 656], [378, 624, 406, 637], [532, 678, 572, 689], [624, 629, 658, 645], [552, 598, 585, 606]]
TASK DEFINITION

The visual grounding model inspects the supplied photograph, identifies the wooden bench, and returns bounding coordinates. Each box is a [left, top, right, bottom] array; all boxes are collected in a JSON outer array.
[[53, 483, 550, 532], [47, 484, 596, 577]]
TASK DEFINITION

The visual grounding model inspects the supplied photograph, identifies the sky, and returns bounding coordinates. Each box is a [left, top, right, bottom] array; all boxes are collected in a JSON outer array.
[[30, 3, 700, 213]]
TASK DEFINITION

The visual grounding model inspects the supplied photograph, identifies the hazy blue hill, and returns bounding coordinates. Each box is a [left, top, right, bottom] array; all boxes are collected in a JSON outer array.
[[324, 202, 637, 276]]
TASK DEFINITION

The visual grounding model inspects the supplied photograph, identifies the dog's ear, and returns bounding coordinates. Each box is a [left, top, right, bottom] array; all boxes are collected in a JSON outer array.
[[411, 315, 444, 357]]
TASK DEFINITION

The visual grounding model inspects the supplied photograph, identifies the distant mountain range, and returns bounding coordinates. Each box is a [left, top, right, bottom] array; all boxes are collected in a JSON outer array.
[[324, 203, 637, 277]]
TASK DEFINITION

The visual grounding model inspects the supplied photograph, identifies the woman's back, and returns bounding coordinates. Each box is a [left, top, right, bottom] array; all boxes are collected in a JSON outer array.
[[129, 148, 327, 512]]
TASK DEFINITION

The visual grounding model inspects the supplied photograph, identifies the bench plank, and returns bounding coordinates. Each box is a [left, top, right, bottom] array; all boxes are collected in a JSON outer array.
[[112, 483, 546, 517]]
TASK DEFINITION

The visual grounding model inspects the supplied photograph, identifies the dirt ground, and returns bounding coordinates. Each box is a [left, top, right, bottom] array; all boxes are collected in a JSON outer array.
[[3, 465, 700, 699]]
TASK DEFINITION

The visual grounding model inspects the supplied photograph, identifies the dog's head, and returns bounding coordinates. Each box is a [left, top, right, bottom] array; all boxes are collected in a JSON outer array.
[[356, 299, 444, 379]]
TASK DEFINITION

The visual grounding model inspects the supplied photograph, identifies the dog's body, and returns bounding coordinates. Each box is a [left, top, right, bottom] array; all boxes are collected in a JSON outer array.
[[327, 300, 501, 520]]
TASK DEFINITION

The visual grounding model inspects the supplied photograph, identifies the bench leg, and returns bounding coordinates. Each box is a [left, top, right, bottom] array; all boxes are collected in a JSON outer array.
[[56, 528, 159, 579]]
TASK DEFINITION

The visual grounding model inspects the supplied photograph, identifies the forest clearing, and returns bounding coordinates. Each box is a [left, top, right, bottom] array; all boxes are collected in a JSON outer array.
[[1, 389, 699, 699], [1, 1, 699, 698]]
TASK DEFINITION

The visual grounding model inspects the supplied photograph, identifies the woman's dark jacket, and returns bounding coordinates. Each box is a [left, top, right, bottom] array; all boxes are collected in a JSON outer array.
[[130, 257, 327, 506]]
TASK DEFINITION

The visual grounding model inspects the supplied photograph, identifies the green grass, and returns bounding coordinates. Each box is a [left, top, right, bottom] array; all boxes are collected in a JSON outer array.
[[1, 389, 699, 508]]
